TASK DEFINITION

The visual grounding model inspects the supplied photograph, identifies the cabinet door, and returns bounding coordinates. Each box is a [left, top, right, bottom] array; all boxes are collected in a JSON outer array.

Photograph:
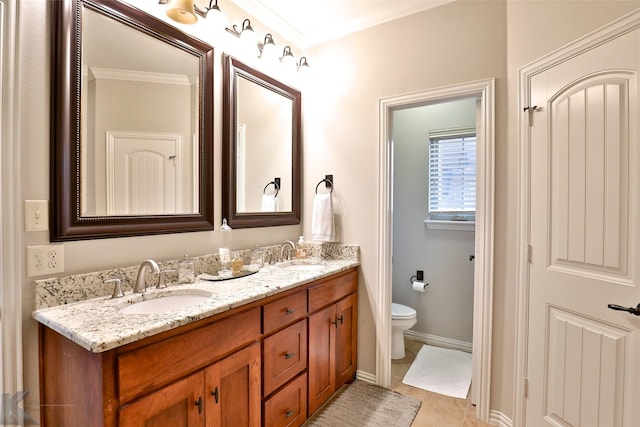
[[205, 342, 261, 427], [119, 372, 205, 427], [335, 293, 357, 389], [307, 304, 336, 415]]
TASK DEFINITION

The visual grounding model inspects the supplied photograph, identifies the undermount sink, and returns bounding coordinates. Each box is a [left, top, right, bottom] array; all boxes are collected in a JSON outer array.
[[279, 263, 326, 272], [119, 292, 211, 315]]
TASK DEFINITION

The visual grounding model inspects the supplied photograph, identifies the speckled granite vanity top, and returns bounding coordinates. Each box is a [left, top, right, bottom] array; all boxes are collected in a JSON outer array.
[[33, 258, 359, 353]]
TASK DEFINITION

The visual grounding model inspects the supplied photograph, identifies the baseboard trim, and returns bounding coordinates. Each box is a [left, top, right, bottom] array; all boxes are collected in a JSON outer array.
[[404, 330, 473, 353], [355, 370, 377, 384], [489, 410, 513, 427]]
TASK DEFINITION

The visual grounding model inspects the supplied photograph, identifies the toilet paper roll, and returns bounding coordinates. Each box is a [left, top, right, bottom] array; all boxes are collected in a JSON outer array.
[[412, 281, 426, 292]]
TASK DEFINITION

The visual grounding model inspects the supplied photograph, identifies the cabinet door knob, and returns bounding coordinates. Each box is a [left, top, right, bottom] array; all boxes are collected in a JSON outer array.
[[211, 386, 219, 404], [284, 352, 296, 360], [285, 308, 296, 315], [285, 409, 295, 418], [195, 396, 203, 414]]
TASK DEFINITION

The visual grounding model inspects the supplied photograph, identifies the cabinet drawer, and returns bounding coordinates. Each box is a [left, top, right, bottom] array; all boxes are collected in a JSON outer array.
[[263, 319, 307, 396], [308, 269, 357, 313], [117, 307, 260, 403], [263, 290, 307, 334], [264, 373, 307, 427]]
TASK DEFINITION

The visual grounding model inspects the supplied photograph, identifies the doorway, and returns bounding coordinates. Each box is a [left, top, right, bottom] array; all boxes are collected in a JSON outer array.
[[378, 78, 495, 421]]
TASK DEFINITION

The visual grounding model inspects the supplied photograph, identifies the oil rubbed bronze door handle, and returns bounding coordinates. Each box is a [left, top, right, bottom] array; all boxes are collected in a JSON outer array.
[[607, 303, 640, 316], [195, 396, 203, 414], [211, 387, 219, 403]]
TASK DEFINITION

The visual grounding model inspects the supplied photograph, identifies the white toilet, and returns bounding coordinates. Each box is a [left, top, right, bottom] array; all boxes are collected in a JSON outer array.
[[391, 303, 417, 359]]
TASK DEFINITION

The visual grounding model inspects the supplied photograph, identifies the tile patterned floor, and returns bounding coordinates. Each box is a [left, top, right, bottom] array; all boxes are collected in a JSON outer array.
[[391, 339, 494, 427]]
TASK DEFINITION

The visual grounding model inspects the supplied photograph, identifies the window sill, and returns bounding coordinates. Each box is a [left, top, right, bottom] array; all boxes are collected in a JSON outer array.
[[424, 219, 475, 231]]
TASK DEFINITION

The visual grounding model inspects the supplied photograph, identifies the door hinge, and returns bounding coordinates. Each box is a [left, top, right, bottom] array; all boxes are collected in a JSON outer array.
[[523, 377, 529, 398], [527, 245, 533, 263]]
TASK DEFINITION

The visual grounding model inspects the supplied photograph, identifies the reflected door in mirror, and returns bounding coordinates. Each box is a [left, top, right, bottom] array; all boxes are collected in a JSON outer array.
[[81, 5, 199, 216]]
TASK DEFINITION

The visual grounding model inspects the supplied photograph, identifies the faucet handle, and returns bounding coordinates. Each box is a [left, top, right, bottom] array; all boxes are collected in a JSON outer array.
[[157, 269, 177, 289], [105, 278, 124, 299]]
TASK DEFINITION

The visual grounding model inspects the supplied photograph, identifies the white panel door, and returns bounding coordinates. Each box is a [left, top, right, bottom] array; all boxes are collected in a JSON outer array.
[[106, 131, 179, 215], [527, 28, 639, 426]]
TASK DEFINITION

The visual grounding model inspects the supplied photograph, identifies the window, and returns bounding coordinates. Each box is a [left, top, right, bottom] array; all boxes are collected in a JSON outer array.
[[427, 127, 476, 228]]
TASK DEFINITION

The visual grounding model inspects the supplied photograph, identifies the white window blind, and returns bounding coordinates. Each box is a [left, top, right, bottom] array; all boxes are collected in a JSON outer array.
[[428, 130, 476, 222]]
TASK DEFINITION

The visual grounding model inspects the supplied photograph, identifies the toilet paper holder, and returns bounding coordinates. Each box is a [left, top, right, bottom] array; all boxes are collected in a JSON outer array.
[[409, 270, 429, 290]]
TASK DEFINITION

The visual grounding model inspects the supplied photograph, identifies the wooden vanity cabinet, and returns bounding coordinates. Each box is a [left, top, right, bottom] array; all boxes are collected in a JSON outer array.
[[40, 306, 261, 427], [307, 270, 358, 415], [39, 267, 358, 427]]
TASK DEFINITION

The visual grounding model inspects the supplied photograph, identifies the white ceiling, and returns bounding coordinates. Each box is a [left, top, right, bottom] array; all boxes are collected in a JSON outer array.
[[227, 0, 454, 48]]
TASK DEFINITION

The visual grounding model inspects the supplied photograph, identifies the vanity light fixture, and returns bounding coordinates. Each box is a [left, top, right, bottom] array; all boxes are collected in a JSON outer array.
[[281, 46, 296, 68], [226, 19, 259, 57], [159, 0, 223, 25], [260, 34, 279, 63], [297, 56, 310, 72]]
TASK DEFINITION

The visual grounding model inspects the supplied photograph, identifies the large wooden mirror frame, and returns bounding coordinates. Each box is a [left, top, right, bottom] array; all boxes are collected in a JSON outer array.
[[222, 55, 301, 228], [50, 0, 214, 241]]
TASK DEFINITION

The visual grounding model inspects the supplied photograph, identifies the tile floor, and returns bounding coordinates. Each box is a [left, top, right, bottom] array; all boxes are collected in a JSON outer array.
[[391, 339, 494, 427]]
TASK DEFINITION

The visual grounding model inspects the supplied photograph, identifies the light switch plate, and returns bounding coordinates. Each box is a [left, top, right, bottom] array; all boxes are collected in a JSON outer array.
[[24, 200, 49, 232], [27, 244, 64, 277]]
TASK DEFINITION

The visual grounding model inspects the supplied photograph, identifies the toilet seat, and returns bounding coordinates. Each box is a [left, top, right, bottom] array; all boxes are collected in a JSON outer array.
[[392, 303, 416, 320]]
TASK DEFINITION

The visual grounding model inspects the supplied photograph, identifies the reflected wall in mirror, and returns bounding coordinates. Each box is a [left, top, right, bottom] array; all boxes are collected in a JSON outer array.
[[222, 55, 301, 228], [51, 0, 214, 241]]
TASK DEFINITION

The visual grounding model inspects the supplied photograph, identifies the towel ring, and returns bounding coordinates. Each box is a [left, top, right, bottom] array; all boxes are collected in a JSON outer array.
[[263, 181, 280, 196], [315, 178, 333, 195]]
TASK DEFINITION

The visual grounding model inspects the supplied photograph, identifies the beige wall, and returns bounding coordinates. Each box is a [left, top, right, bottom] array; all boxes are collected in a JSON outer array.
[[302, 0, 508, 412], [14, 0, 640, 422]]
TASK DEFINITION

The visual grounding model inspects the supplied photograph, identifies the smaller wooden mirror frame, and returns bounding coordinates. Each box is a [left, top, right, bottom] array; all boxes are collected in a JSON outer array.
[[50, 0, 214, 241], [222, 55, 301, 228]]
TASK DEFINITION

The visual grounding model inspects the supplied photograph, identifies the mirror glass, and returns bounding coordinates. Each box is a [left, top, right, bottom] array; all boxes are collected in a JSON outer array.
[[235, 75, 293, 213], [223, 55, 301, 228], [81, 6, 199, 216], [51, 0, 214, 240]]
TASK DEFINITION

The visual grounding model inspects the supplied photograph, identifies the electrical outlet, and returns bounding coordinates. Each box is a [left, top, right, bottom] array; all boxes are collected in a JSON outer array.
[[27, 244, 64, 277]]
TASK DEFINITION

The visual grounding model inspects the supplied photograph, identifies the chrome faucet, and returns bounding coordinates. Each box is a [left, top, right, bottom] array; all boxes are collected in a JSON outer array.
[[279, 240, 296, 262], [134, 259, 160, 293]]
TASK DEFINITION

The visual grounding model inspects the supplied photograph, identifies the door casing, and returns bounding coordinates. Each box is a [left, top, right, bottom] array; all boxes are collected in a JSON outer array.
[[377, 78, 495, 422]]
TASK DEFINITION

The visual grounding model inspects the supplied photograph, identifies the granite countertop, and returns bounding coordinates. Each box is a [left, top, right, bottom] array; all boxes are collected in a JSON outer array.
[[33, 259, 359, 353]]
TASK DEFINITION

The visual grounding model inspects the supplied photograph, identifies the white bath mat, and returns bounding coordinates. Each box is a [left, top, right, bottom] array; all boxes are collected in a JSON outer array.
[[402, 344, 472, 399]]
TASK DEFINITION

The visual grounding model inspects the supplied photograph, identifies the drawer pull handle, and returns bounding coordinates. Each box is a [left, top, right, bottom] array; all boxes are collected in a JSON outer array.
[[211, 387, 219, 404], [285, 410, 295, 418], [285, 308, 296, 315], [195, 396, 203, 414], [284, 352, 296, 360]]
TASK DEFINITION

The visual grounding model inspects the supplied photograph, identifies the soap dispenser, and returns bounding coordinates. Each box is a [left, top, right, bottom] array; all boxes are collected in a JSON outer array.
[[219, 218, 232, 272], [178, 255, 195, 284], [296, 236, 307, 259]]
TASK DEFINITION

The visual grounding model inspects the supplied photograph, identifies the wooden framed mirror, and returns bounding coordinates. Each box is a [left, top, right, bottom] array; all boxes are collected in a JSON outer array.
[[50, 0, 214, 241], [222, 55, 301, 228]]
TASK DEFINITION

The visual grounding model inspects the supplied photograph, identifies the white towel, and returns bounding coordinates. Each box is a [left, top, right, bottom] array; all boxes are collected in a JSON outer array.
[[261, 194, 279, 212], [311, 192, 335, 241]]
